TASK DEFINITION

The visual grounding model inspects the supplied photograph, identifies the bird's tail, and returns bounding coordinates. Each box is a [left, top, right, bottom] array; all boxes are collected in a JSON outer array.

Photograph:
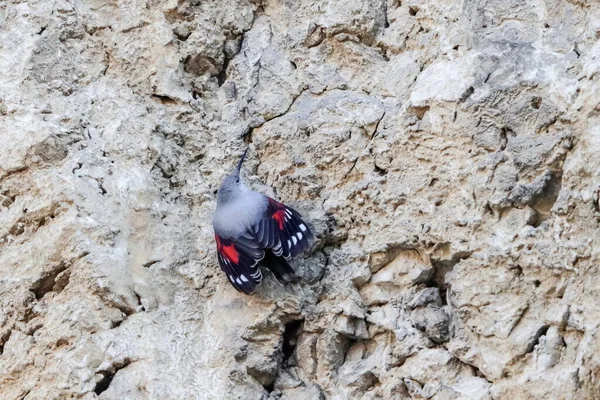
[[262, 250, 298, 284]]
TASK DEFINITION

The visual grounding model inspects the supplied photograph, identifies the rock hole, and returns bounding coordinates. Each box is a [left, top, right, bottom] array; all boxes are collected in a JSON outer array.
[[0, 330, 12, 355], [531, 172, 562, 226], [531, 97, 542, 109], [460, 86, 474, 102], [453, 45, 459, 50], [409, 6, 419, 16], [409, 105, 430, 120], [511, 265, 523, 276], [533, 279, 541, 288], [290, 60, 297, 70], [37, 26, 46, 35], [499, 126, 515, 151], [174, 31, 191, 41], [426, 261, 454, 306], [94, 359, 132, 395], [282, 319, 303, 368], [374, 165, 387, 176], [526, 325, 549, 353], [31, 262, 68, 300]]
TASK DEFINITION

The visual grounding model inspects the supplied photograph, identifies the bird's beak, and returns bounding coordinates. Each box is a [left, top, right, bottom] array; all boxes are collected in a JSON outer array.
[[236, 147, 249, 171]]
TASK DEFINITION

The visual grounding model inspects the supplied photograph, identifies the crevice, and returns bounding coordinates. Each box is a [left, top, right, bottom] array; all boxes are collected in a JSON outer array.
[[281, 319, 303, 368], [121, 21, 149, 33], [0, 166, 29, 182], [341, 157, 360, 181], [30, 262, 68, 300], [72, 162, 83, 174], [530, 171, 562, 227], [459, 86, 474, 103], [19, 389, 31, 400], [143, 260, 160, 268], [0, 329, 13, 355], [244, 87, 309, 139], [462, 358, 493, 384], [262, 381, 275, 394], [383, 0, 389, 28], [217, 49, 236, 86], [525, 325, 550, 354], [174, 30, 191, 42], [506, 305, 529, 338], [102, 50, 111, 76], [428, 252, 472, 306], [371, 111, 386, 139], [133, 291, 145, 311], [374, 165, 387, 176], [499, 126, 515, 151], [151, 94, 178, 105], [94, 358, 132, 395]]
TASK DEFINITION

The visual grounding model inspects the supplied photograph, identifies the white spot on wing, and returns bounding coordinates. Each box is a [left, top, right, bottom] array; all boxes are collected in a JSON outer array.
[[299, 224, 307, 232], [241, 275, 249, 282], [287, 239, 291, 249], [236, 277, 242, 285], [228, 274, 235, 282], [292, 236, 298, 245], [298, 232, 303, 240]]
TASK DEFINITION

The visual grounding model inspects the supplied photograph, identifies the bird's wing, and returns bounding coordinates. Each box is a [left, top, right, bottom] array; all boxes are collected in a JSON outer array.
[[215, 232, 265, 294], [251, 197, 313, 260]]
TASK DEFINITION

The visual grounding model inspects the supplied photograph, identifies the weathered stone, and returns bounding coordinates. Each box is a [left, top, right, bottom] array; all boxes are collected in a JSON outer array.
[[1, 0, 600, 398]]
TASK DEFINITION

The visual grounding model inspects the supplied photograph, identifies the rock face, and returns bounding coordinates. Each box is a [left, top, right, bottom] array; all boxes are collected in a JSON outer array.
[[1, 0, 599, 399]]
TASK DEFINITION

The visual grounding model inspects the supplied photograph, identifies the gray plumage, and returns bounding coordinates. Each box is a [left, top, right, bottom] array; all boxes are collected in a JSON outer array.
[[212, 148, 313, 294]]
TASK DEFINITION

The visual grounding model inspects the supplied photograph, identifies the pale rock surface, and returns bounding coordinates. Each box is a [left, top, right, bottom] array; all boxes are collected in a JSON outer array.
[[1, 0, 599, 399]]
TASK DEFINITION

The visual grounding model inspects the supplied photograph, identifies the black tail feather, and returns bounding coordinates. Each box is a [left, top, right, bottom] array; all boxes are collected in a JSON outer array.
[[262, 250, 298, 284]]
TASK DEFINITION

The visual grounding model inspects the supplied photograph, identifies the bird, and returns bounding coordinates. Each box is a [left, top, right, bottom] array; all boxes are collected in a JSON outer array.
[[212, 148, 313, 294]]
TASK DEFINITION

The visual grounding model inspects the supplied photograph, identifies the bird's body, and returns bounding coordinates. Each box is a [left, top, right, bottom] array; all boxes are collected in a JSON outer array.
[[212, 149, 313, 294], [213, 186, 266, 238]]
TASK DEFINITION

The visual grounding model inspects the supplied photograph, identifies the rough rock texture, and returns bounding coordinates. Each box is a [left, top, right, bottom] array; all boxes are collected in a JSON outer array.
[[1, 0, 600, 399]]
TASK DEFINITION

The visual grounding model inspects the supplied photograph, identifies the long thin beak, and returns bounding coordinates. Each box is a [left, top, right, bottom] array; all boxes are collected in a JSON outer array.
[[236, 147, 249, 171]]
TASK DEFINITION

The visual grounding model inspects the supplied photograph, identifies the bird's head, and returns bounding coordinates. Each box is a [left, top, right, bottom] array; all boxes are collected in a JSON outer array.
[[216, 148, 249, 206]]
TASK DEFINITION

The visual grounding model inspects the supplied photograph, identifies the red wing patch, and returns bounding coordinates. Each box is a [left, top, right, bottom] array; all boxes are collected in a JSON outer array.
[[272, 210, 285, 230], [269, 198, 286, 230], [252, 197, 313, 259], [215, 234, 239, 264], [214, 233, 265, 294]]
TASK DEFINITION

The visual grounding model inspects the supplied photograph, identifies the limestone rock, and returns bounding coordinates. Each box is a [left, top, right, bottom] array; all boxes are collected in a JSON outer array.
[[1, 0, 600, 398]]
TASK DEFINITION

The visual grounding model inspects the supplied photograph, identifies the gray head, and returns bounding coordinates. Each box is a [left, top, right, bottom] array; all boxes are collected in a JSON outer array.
[[216, 148, 249, 207]]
